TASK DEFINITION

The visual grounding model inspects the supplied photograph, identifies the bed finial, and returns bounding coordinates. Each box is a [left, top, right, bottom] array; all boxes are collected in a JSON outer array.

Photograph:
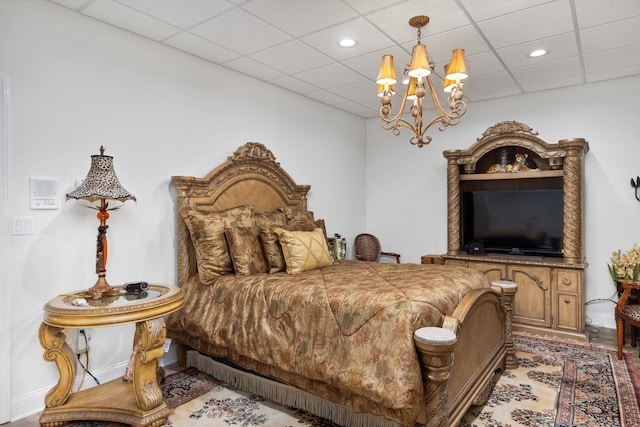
[[229, 142, 279, 165]]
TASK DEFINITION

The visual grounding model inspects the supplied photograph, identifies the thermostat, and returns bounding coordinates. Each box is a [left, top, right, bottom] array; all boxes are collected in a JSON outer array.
[[30, 177, 58, 210]]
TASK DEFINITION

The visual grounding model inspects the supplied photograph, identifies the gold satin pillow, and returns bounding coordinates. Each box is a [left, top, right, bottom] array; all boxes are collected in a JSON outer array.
[[225, 226, 268, 276], [274, 228, 333, 274], [180, 205, 254, 283], [260, 227, 288, 274]]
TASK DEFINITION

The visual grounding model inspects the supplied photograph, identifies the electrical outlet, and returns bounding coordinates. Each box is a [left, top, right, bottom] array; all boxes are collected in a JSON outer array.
[[76, 328, 92, 354]]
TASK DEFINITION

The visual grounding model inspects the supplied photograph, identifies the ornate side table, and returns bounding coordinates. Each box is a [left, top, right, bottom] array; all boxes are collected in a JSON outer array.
[[39, 284, 184, 427]]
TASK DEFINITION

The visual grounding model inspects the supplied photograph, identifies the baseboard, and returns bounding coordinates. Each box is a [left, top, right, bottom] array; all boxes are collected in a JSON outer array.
[[10, 344, 178, 422], [512, 324, 589, 343]]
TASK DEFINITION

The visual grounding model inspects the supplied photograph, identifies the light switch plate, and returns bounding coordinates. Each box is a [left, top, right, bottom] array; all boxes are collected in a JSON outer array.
[[12, 216, 34, 235]]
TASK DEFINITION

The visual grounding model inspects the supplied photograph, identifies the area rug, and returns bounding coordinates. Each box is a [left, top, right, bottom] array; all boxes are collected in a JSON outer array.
[[61, 333, 640, 427]]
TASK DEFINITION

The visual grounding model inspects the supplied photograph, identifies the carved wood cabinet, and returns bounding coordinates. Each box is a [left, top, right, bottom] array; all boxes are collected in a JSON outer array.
[[441, 121, 589, 338]]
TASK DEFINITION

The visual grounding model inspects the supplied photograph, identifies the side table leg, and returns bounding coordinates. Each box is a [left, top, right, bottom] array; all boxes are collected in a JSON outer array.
[[131, 318, 166, 411], [38, 323, 76, 408]]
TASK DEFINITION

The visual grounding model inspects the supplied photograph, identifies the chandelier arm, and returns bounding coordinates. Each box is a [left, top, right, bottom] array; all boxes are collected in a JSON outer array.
[[426, 77, 467, 129], [379, 84, 424, 141], [379, 86, 411, 126]]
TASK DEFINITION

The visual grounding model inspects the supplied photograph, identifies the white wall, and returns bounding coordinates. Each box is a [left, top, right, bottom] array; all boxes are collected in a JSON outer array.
[[365, 75, 640, 330], [0, 0, 366, 420]]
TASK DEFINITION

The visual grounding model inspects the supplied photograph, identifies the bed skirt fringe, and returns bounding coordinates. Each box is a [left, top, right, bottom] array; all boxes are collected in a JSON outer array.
[[186, 350, 403, 427]]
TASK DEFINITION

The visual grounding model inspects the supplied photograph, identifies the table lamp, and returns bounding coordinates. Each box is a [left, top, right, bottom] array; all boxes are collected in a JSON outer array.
[[66, 146, 136, 299]]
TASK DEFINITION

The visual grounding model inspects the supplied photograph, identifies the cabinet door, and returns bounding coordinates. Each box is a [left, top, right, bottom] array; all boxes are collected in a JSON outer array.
[[555, 269, 583, 332], [465, 261, 507, 284], [509, 265, 551, 327]]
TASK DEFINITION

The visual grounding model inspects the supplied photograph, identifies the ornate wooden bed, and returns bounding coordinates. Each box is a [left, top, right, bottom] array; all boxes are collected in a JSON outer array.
[[167, 142, 516, 427]]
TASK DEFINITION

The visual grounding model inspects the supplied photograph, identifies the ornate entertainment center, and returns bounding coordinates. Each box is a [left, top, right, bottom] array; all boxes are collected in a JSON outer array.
[[442, 121, 589, 338]]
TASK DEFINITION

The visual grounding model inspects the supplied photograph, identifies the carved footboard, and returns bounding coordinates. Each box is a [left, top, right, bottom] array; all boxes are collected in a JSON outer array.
[[414, 284, 517, 427]]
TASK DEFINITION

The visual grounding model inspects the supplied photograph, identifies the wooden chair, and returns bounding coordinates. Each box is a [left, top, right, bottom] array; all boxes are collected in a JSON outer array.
[[615, 281, 640, 359], [354, 233, 401, 263]]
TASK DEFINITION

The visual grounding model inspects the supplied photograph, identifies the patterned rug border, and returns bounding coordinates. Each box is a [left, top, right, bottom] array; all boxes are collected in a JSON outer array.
[[512, 331, 640, 426]]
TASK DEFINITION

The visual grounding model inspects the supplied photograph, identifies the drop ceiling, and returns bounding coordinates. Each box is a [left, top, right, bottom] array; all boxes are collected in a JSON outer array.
[[47, 0, 640, 118]]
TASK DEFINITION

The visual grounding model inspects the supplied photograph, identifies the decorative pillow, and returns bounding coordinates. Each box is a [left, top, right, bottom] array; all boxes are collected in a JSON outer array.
[[260, 226, 288, 274], [314, 218, 327, 238], [180, 205, 254, 283], [225, 226, 268, 276], [254, 209, 287, 229], [274, 228, 334, 274], [280, 207, 316, 230]]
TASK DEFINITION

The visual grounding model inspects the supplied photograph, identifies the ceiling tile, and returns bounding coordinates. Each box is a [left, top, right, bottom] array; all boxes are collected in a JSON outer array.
[[583, 43, 640, 76], [366, 0, 472, 44], [267, 75, 320, 94], [463, 71, 522, 101], [477, 1, 574, 49], [511, 57, 582, 85], [585, 63, 640, 83], [463, 51, 506, 78], [250, 40, 334, 74], [415, 25, 490, 66], [460, 0, 552, 22], [49, 0, 91, 9], [304, 90, 350, 105], [301, 18, 396, 61], [189, 8, 290, 55], [223, 57, 286, 81], [580, 16, 640, 54], [82, 0, 181, 41], [294, 63, 367, 89], [242, 0, 358, 37], [329, 80, 378, 107], [496, 32, 578, 69], [163, 32, 241, 63], [520, 75, 582, 93], [343, 0, 408, 15], [575, 0, 640, 28], [115, 0, 233, 29], [333, 100, 377, 118]]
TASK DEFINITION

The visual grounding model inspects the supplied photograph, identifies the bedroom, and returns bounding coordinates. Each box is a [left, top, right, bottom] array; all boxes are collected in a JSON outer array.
[[2, 0, 640, 424]]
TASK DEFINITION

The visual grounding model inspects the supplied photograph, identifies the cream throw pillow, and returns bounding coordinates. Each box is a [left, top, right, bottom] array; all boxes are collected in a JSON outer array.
[[275, 228, 333, 274]]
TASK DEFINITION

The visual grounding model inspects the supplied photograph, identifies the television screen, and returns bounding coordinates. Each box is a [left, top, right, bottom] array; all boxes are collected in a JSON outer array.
[[462, 189, 564, 257]]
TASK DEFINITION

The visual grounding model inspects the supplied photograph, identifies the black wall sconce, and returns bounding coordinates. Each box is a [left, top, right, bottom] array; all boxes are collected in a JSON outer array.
[[632, 176, 640, 201]]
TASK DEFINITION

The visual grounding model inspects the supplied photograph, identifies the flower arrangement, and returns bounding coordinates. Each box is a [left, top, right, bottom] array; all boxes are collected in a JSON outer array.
[[608, 244, 640, 284]]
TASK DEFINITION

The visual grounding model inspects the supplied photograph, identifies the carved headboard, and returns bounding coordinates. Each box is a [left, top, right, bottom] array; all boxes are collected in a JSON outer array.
[[171, 142, 311, 285]]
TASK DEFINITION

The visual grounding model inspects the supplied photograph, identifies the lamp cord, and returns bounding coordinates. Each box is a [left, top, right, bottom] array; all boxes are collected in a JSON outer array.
[[75, 330, 100, 391]]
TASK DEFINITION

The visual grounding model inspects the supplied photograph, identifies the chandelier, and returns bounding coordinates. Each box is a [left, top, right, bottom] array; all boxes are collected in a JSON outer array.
[[376, 15, 469, 148]]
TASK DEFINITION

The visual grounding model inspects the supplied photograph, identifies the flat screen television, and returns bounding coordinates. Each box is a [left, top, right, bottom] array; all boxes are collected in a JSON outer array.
[[462, 188, 564, 257]]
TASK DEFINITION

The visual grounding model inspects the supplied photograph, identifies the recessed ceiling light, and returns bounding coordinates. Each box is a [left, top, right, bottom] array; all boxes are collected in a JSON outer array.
[[529, 49, 547, 58], [338, 38, 357, 48]]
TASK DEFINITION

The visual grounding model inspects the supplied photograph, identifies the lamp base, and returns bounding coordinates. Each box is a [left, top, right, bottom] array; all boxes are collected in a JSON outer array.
[[86, 274, 118, 299]]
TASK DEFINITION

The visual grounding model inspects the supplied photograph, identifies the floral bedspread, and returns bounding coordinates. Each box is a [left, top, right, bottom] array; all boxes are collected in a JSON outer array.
[[167, 260, 489, 425]]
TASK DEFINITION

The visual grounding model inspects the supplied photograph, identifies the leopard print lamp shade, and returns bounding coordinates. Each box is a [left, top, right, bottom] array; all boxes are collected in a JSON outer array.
[[66, 146, 136, 203]]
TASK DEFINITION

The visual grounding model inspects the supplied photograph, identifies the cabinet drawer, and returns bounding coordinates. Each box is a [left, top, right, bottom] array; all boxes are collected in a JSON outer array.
[[556, 269, 580, 292], [556, 293, 579, 331]]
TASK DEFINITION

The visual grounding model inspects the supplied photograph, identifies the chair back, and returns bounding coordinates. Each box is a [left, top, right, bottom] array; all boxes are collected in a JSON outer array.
[[354, 233, 382, 262]]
